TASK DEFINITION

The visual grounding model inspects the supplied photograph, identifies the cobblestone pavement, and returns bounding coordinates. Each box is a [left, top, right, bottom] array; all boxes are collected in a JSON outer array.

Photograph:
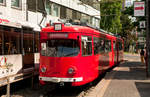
[[86, 53, 150, 97]]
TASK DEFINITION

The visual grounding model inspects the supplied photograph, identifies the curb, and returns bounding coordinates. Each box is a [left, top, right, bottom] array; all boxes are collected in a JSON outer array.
[[85, 67, 118, 97]]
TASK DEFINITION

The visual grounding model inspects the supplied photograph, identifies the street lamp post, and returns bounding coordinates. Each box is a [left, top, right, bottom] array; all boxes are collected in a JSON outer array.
[[146, 0, 150, 77]]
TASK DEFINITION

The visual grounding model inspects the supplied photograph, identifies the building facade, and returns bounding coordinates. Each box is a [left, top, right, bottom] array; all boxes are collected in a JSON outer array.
[[0, 0, 101, 56], [0, 0, 100, 29], [0, 0, 100, 86]]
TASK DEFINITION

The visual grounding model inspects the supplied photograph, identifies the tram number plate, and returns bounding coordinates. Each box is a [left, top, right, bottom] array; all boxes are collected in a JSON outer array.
[[51, 78, 60, 82]]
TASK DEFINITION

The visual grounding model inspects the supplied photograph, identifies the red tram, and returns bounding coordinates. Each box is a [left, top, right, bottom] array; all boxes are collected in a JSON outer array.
[[39, 22, 124, 86]]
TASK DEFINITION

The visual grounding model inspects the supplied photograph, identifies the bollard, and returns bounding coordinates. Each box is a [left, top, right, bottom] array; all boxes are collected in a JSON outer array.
[[6, 77, 10, 97]]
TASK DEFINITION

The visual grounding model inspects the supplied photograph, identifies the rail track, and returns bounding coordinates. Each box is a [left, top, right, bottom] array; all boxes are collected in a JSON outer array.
[[0, 72, 106, 97]]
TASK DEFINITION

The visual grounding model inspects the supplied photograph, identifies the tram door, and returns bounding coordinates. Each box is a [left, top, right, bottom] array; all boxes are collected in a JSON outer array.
[[116, 40, 119, 63], [22, 28, 34, 71], [113, 41, 117, 65]]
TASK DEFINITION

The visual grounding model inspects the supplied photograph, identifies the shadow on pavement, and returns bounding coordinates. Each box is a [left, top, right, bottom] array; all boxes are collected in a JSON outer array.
[[135, 82, 150, 97], [104, 60, 150, 97], [105, 61, 147, 80]]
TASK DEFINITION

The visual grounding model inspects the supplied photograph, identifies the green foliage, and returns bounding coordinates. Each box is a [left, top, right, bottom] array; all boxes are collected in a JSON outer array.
[[120, 6, 137, 50], [100, 0, 122, 34], [120, 6, 135, 38], [122, 6, 133, 16]]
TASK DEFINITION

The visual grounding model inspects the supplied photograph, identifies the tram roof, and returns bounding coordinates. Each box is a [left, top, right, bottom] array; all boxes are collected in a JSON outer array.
[[41, 22, 122, 40]]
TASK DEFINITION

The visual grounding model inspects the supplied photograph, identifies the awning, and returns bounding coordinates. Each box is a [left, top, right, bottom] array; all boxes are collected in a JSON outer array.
[[18, 21, 41, 32], [0, 17, 21, 28], [0, 16, 41, 31]]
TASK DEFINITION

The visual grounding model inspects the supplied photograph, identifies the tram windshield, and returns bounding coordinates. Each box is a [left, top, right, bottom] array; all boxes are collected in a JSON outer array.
[[41, 39, 80, 57]]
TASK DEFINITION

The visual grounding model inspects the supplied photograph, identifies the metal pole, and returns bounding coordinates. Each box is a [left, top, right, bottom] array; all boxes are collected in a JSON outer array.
[[7, 77, 10, 97], [31, 72, 34, 89], [146, 0, 150, 77]]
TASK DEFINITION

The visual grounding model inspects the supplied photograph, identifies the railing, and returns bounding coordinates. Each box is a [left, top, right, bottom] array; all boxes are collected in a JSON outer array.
[[0, 71, 38, 97]]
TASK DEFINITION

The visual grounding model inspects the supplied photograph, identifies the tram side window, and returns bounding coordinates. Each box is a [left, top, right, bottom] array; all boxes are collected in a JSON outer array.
[[105, 40, 111, 52], [94, 37, 105, 54], [81, 36, 92, 56], [99, 38, 105, 53], [3, 27, 21, 55], [94, 37, 99, 54], [11, 0, 21, 8], [23, 28, 34, 54]]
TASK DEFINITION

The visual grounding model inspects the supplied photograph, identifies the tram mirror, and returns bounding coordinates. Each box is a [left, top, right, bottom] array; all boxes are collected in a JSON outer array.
[[41, 43, 46, 50]]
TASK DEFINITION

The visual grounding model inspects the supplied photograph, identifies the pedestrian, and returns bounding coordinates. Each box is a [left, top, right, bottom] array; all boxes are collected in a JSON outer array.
[[140, 49, 145, 64], [11, 46, 17, 54]]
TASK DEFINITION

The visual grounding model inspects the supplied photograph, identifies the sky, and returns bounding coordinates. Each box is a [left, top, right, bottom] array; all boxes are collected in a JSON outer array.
[[125, 0, 141, 7]]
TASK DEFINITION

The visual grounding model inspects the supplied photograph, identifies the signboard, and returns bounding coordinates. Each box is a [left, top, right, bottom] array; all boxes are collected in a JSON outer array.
[[0, 18, 21, 28], [134, 2, 145, 16], [140, 21, 146, 28], [0, 55, 22, 83]]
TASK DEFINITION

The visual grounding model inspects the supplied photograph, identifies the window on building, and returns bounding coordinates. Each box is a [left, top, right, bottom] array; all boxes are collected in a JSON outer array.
[[3, 27, 21, 55], [95, 18, 100, 28], [81, 36, 92, 56], [0, 0, 3, 3], [0, 0, 4, 4], [27, 0, 36, 12], [72, 10, 77, 20], [81, 14, 90, 24], [76, 12, 81, 20], [52, 4, 60, 17], [45, 0, 52, 15], [37, 0, 45, 12], [92, 17, 96, 27], [60, 6, 66, 19], [23, 27, 34, 54], [66, 8, 72, 19], [92, 17, 100, 28], [90, 16, 93, 25], [11, 0, 21, 8], [27, 0, 45, 13]]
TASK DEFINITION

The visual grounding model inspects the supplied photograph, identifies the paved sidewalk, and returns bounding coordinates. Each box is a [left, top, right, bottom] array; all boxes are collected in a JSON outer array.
[[86, 54, 150, 97]]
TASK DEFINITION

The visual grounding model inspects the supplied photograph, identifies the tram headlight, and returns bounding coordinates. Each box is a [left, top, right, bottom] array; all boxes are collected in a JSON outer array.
[[68, 68, 75, 74], [41, 67, 46, 73]]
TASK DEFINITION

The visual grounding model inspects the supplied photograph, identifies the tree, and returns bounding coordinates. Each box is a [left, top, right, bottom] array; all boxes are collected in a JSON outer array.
[[100, 0, 122, 34], [120, 6, 137, 52], [120, 6, 135, 38], [121, 0, 146, 51]]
